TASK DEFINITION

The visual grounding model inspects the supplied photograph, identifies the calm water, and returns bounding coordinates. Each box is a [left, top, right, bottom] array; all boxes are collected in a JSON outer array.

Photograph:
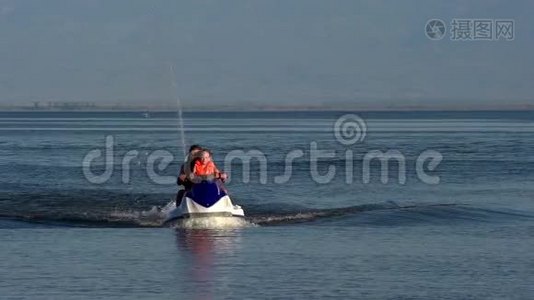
[[1, 111, 534, 299]]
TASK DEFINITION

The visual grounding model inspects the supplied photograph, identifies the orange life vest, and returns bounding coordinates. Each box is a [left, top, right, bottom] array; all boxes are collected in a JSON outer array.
[[194, 160, 219, 176]]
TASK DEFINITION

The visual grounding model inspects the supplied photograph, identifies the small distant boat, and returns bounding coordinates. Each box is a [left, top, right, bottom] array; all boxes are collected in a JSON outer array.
[[142, 112, 150, 118]]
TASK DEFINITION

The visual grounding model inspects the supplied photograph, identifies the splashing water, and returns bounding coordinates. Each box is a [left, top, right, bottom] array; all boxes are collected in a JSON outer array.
[[174, 216, 255, 230], [157, 200, 255, 229]]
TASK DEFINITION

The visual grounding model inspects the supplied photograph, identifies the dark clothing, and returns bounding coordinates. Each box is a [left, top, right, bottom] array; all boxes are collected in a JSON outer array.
[[176, 158, 200, 184], [177, 176, 193, 189], [176, 163, 194, 205], [176, 189, 187, 205]]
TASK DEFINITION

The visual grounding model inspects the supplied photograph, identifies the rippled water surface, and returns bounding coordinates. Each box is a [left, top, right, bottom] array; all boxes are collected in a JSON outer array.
[[1, 111, 534, 299]]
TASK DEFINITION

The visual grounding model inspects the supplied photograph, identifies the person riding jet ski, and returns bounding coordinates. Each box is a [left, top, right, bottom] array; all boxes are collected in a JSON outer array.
[[176, 144, 203, 205], [191, 149, 228, 193], [166, 148, 243, 223]]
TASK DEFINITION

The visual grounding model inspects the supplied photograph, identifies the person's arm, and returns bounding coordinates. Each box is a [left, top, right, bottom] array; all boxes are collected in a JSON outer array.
[[189, 163, 199, 181], [213, 162, 228, 180], [177, 165, 186, 185]]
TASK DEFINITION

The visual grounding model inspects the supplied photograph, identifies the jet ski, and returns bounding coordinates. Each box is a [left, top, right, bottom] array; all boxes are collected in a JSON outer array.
[[163, 180, 245, 224]]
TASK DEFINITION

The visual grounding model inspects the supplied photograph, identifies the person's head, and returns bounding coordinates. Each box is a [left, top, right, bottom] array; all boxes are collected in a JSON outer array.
[[199, 150, 212, 164], [188, 144, 203, 155]]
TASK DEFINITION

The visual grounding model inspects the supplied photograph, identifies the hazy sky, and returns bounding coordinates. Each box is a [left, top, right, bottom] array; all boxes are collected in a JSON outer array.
[[0, 0, 532, 108]]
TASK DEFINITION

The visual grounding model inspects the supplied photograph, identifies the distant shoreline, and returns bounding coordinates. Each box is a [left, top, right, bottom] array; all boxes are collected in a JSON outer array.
[[1, 101, 534, 113], [1, 107, 534, 113]]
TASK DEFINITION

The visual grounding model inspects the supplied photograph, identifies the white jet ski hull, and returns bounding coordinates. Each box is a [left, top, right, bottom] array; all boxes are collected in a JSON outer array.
[[164, 195, 245, 224]]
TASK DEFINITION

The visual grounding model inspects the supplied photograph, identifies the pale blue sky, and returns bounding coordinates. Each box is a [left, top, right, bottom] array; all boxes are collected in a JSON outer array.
[[0, 0, 532, 108]]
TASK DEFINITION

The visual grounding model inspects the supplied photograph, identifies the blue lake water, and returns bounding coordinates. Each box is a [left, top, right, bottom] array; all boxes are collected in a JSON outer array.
[[1, 111, 533, 299]]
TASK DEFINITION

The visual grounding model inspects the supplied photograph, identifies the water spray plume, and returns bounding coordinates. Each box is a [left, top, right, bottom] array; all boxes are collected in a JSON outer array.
[[168, 63, 187, 158]]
